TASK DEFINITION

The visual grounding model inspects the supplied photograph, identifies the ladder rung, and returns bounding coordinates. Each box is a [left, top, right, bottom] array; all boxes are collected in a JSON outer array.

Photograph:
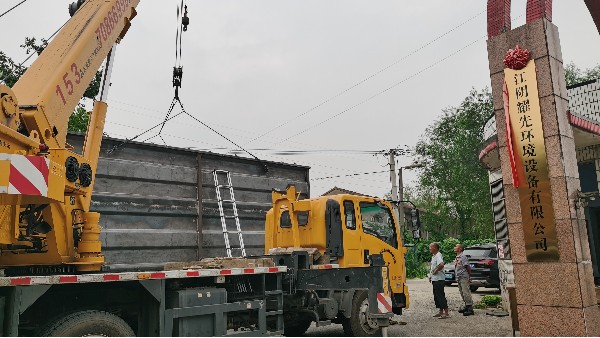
[[213, 169, 245, 258], [266, 310, 283, 316], [265, 290, 283, 295]]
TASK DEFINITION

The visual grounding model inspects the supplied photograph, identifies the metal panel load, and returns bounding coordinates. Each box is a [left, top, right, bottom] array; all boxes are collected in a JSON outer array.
[[66, 133, 310, 270]]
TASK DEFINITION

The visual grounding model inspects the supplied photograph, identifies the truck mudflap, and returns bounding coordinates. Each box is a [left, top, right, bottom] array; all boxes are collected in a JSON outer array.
[[368, 292, 394, 330]]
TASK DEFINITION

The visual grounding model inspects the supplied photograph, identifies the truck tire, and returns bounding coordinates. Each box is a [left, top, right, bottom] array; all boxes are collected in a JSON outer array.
[[342, 291, 382, 337], [38, 310, 135, 337], [470, 286, 479, 292], [283, 318, 312, 336]]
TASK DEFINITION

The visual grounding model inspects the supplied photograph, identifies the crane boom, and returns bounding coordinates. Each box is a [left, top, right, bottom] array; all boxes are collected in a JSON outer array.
[[0, 0, 140, 272], [12, 0, 139, 148]]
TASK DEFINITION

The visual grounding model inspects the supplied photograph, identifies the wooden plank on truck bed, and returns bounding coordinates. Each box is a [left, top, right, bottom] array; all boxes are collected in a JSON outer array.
[[163, 257, 275, 270]]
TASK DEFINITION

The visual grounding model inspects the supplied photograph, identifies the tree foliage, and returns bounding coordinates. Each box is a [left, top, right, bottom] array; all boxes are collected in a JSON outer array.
[[412, 88, 494, 240], [1, 37, 101, 133], [564, 62, 600, 86]]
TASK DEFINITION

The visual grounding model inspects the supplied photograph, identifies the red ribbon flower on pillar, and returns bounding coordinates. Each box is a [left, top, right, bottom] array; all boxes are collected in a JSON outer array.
[[503, 45, 531, 187], [503, 45, 530, 70]]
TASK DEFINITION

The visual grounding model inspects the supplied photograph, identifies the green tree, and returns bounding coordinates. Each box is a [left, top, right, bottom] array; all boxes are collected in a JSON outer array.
[[0, 37, 101, 133], [564, 62, 600, 86], [413, 88, 494, 240]]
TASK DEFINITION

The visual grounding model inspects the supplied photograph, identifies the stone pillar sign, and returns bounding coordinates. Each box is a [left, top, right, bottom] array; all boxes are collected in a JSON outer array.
[[487, 0, 600, 335], [504, 55, 560, 261]]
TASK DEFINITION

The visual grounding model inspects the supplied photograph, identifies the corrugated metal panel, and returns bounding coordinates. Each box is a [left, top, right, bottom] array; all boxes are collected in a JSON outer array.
[[67, 133, 310, 269]]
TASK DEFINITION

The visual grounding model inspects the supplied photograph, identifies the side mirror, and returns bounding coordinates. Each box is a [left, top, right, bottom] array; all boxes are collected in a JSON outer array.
[[410, 208, 421, 239]]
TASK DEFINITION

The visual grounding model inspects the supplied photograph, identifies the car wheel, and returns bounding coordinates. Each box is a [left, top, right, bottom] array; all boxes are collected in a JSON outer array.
[[469, 286, 479, 292]]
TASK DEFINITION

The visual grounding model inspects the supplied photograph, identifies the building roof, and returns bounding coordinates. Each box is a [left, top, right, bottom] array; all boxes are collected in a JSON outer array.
[[321, 186, 373, 197]]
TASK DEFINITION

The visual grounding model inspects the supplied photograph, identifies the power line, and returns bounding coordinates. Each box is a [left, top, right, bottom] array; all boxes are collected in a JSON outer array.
[[0, 18, 68, 84], [106, 99, 395, 164], [0, 0, 27, 19], [245, 8, 486, 146], [313, 170, 390, 181], [104, 120, 393, 184], [102, 105, 389, 179], [278, 34, 487, 144], [269, 11, 528, 146]]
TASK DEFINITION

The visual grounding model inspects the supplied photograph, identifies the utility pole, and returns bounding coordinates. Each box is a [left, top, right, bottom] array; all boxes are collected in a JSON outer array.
[[378, 148, 407, 201], [389, 152, 399, 202], [378, 148, 409, 224], [398, 166, 404, 228]]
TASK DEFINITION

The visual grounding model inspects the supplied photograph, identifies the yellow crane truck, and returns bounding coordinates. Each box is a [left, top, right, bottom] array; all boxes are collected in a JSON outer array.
[[0, 0, 412, 336]]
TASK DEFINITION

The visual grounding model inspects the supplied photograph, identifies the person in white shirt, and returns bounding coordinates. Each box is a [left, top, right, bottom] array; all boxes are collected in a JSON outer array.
[[429, 242, 449, 318]]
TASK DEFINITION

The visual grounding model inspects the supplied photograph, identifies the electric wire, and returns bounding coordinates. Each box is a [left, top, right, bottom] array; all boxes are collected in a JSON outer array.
[[245, 8, 486, 146], [271, 11, 527, 145], [0, 0, 27, 19], [103, 119, 391, 185], [0, 18, 68, 84], [278, 34, 487, 144], [313, 170, 390, 181], [107, 99, 398, 161], [103, 102, 411, 189]]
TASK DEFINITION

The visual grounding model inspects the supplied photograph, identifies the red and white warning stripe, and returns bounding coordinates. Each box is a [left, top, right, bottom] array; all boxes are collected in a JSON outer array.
[[0, 154, 49, 196], [0, 266, 287, 287], [376, 293, 393, 313], [310, 264, 339, 270]]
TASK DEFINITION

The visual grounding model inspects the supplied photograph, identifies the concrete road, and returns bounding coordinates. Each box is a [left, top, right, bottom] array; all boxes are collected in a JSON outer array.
[[305, 278, 513, 337]]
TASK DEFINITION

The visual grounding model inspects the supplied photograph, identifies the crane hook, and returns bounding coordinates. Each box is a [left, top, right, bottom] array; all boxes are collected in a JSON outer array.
[[182, 5, 190, 32], [173, 66, 183, 99]]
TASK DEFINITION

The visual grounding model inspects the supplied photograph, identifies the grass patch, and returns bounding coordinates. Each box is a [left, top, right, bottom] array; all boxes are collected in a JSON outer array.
[[474, 295, 502, 309]]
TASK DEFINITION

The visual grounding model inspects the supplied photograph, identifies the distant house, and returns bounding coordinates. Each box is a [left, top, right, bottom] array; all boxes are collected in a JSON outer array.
[[321, 186, 373, 197]]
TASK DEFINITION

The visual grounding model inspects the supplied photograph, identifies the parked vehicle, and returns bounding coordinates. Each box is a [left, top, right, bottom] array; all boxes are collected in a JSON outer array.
[[443, 243, 500, 292]]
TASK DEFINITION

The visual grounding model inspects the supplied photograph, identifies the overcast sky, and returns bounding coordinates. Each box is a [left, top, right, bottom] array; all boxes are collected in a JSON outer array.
[[1, 0, 599, 198]]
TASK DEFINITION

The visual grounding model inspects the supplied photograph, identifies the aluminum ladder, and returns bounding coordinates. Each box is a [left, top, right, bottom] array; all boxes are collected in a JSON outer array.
[[213, 170, 246, 257]]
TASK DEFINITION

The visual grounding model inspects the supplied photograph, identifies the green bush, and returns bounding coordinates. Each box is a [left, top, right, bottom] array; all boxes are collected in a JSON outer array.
[[480, 295, 502, 307], [405, 249, 428, 279], [474, 295, 503, 309]]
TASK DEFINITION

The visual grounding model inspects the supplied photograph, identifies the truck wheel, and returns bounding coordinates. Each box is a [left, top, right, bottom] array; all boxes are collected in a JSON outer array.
[[470, 286, 479, 292], [342, 291, 382, 337], [283, 318, 312, 336], [38, 310, 134, 337]]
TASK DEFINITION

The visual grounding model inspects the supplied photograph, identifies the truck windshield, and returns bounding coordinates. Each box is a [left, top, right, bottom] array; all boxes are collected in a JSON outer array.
[[359, 202, 398, 248]]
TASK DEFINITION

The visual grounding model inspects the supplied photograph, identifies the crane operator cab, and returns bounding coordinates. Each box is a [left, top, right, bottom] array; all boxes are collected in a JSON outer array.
[[265, 184, 417, 316]]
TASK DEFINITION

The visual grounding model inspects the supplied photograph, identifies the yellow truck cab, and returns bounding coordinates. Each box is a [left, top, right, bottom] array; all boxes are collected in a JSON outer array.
[[265, 185, 410, 335]]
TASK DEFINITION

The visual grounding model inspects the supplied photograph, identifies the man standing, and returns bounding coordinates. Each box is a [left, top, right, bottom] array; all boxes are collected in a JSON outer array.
[[429, 242, 449, 318], [454, 244, 474, 316]]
